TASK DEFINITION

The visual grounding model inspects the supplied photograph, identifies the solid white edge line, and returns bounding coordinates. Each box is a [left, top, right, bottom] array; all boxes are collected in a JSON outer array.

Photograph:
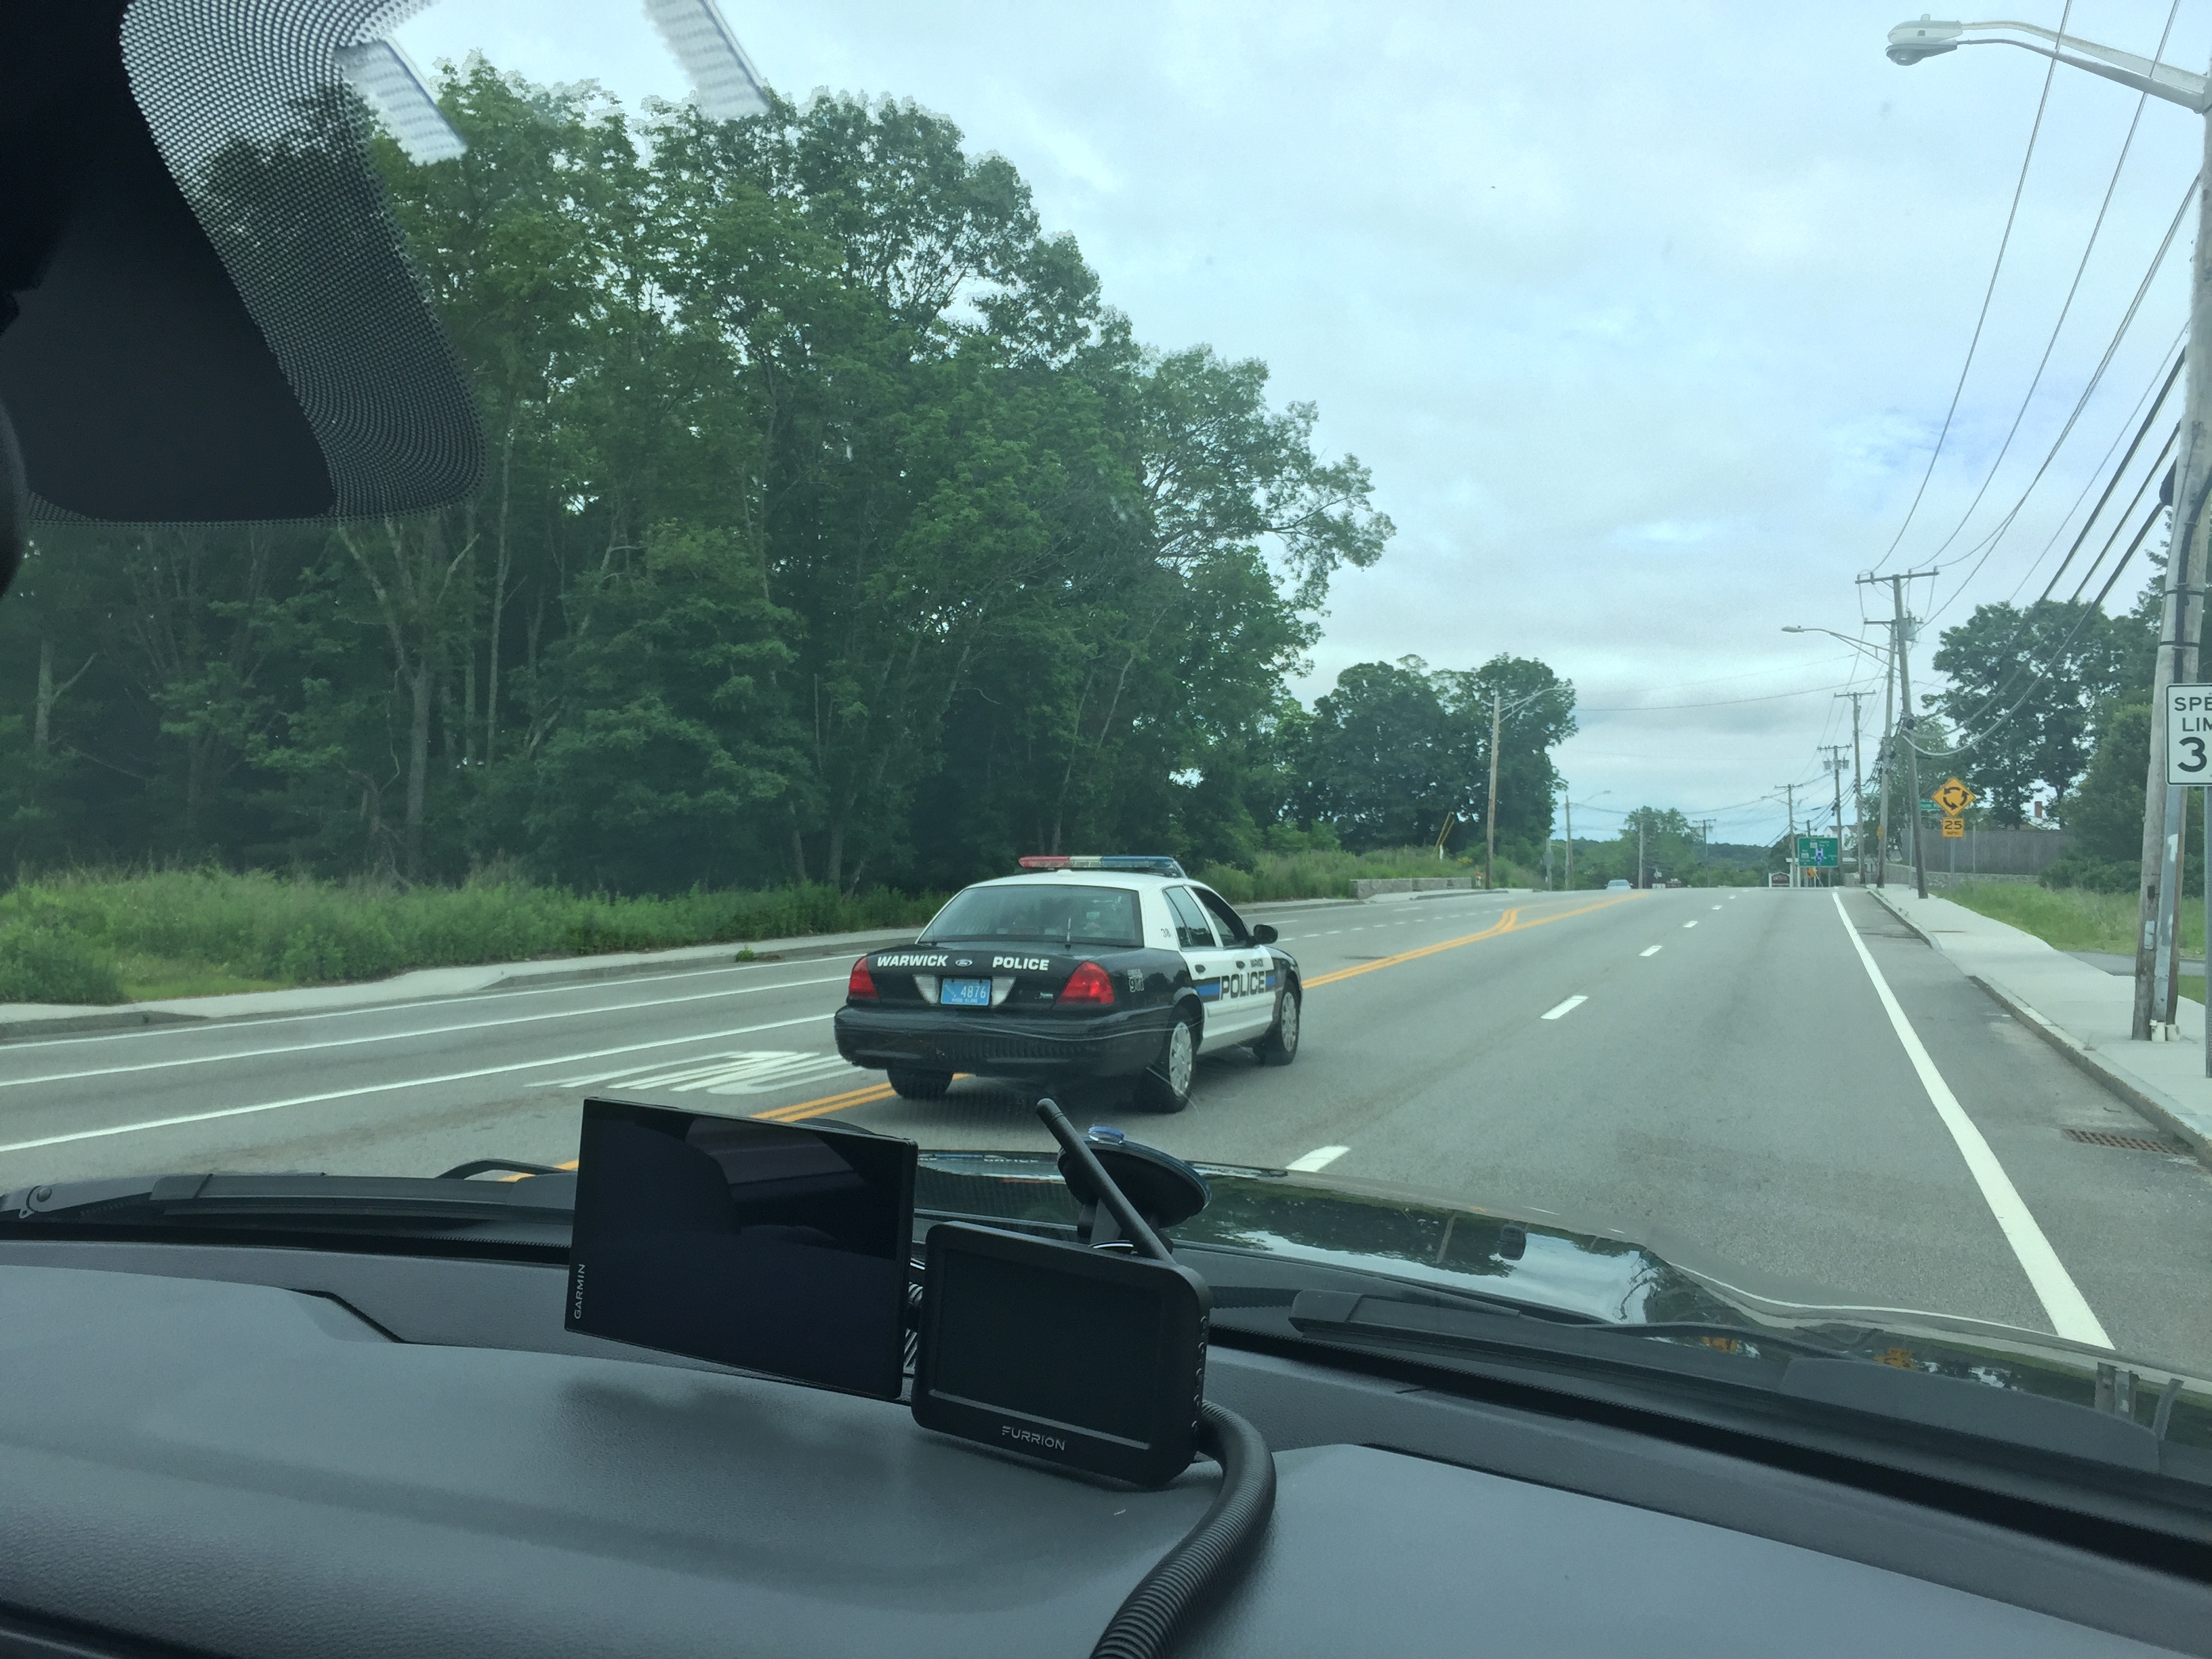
[[0, 976, 848, 1092], [0, 1014, 834, 1156], [1828, 891, 2110, 1348], [1640, 946, 1662, 958], [1287, 1145, 1349, 1172], [1540, 995, 1587, 1021]]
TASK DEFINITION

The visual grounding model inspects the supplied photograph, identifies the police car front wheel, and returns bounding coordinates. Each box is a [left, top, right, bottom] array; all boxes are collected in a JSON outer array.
[[1254, 986, 1299, 1066]]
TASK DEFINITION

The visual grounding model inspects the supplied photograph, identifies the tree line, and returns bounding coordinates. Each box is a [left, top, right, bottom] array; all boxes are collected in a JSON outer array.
[[0, 63, 1575, 894]]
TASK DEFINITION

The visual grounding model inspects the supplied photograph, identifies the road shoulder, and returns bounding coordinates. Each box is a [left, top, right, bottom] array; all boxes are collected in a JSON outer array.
[[1866, 885, 2212, 1165]]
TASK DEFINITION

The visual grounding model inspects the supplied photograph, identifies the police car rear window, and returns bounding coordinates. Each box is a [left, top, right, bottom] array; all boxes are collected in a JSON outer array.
[[919, 884, 1143, 948]]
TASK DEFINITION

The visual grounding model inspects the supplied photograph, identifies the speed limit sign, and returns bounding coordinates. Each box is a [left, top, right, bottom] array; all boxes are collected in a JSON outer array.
[[2167, 685, 2212, 784]]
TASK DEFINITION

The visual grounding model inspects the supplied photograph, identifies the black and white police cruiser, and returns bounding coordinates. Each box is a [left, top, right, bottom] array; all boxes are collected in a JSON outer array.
[[832, 855, 1300, 1113]]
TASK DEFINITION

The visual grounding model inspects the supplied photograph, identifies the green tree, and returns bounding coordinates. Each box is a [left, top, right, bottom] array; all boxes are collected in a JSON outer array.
[[1929, 600, 2147, 825]]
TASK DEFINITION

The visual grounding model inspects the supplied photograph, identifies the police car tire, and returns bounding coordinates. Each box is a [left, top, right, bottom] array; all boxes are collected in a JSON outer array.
[[1254, 985, 1299, 1067], [886, 1067, 953, 1100], [1134, 1014, 1197, 1114]]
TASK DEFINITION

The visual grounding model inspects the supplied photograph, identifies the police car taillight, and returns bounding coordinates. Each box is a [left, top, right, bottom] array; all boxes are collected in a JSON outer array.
[[1055, 961, 1117, 1006], [848, 957, 878, 1000]]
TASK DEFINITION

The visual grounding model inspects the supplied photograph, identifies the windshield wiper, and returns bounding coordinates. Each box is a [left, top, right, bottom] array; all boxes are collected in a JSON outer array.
[[1286, 1287, 1853, 1361], [0, 1172, 575, 1229]]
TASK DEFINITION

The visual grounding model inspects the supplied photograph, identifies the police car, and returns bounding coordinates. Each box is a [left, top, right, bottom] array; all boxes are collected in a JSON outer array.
[[832, 855, 1301, 1113]]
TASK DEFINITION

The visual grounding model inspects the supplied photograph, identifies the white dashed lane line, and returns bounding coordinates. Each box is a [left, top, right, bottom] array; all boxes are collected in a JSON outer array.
[[1711, 905, 1722, 911], [1287, 1145, 1349, 1172], [1540, 996, 1588, 1021], [1683, 920, 1698, 928], [1640, 945, 1662, 958]]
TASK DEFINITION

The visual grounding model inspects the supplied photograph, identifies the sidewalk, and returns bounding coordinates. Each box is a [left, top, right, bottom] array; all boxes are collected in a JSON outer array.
[[1867, 886, 2212, 1164]]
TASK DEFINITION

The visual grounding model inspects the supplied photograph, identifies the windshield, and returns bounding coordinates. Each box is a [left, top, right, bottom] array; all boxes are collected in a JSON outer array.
[[4, 0, 2212, 1460], [920, 886, 1143, 948]]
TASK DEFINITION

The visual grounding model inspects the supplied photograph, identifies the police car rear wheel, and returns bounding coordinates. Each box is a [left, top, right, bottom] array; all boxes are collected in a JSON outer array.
[[1254, 986, 1299, 1067], [1134, 1015, 1195, 1114], [886, 1067, 952, 1100]]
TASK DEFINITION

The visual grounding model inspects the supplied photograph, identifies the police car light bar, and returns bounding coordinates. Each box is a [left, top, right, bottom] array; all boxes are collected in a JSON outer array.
[[1017, 855, 1188, 878]]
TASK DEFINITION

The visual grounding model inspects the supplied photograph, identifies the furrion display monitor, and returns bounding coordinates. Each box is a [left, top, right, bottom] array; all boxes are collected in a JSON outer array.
[[566, 1099, 916, 1400]]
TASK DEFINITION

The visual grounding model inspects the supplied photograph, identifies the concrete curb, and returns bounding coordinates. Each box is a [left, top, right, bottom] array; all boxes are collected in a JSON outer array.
[[470, 930, 919, 993], [1864, 886, 2212, 1166], [0, 1008, 205, 1042], [1866, 886, 1936, 947], [1967, 973, 2212, 1166]]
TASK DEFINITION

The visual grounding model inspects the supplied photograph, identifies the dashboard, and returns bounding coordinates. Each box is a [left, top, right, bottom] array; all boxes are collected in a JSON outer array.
[[0, 1239, 2206, 1658]]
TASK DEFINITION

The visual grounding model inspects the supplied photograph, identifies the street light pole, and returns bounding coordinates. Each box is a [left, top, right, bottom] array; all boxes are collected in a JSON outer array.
[[1561, 785, 1572, 892], [1839, 691, 1870, 888], [1782, 625, 1896, 888], [1886, 16, 2210, 1023]]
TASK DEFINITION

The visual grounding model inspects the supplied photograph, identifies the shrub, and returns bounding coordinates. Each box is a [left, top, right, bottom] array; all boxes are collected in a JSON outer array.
[[0, 918, 125, 1004]]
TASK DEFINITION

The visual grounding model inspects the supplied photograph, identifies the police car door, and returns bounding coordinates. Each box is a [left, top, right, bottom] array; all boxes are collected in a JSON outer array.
[[1164, 884, 1259, 1048], [1190, 884, 1277, 1042]]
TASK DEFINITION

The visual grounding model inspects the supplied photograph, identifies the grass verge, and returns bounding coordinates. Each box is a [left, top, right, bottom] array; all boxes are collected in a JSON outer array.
[[0, 871, 944, 1006], [1942, 882, 2205, 958], [1194, 848, 1528, 904]]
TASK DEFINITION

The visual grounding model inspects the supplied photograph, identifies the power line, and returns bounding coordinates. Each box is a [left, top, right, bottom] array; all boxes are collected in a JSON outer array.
[[1906, 497, 2164, 759], [1912, 0, 2179, 584], [2005, 324, 2184, 605], [1923, 169, 2194, 623], [1872, 0, 2076, 574]]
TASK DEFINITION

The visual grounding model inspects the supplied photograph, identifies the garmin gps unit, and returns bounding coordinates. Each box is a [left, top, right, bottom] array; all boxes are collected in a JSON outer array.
[[911, 1221, 1210, 1486], [566, 1098, 915, 1399]]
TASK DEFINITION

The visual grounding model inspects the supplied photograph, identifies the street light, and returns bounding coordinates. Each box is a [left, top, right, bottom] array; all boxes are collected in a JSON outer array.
[[1782, 623, 1893, 665], [1886, 16, 2210, 1044]]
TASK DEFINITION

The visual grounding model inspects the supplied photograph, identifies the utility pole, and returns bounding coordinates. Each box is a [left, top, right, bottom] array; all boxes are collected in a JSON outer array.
[[1820, 743, 1847, 890], [2141, 444, 2205, 1036], [1484, 689, 1501, 893], [1860, 571, 1934, 899], [1778, 783, 1797, 888], [1637, 819, 1645, 888], [1882, 17, 2211, 1036], [1838, 691, 1870, 888], [1561, 785, 1573, 892], [1875, 617, 1896, 888]]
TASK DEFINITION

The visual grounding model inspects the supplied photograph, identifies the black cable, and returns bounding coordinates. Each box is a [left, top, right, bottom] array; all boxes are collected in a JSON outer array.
[[1090, 1401, 1277, 1659], [1874, 0, 2074, 573], [1914, 0, 2179, 582]]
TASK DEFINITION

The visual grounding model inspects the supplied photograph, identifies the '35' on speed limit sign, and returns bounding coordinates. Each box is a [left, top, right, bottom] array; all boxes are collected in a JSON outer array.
[[2167, 685, 2212, 784]]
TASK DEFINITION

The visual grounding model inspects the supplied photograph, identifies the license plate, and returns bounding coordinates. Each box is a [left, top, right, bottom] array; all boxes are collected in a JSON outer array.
[[939, 977, 991, 1007]]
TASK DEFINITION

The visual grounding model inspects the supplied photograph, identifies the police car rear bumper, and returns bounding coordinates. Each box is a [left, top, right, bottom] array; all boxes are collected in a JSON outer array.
[[833, 1004, 1170, 1080]]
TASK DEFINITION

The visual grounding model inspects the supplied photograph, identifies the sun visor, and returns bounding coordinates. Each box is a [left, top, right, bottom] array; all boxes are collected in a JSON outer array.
[[0, 0, 482, 525]]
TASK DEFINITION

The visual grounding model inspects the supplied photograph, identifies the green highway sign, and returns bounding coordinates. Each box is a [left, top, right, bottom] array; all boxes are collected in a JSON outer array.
[[1795, 835, 1839, 868]]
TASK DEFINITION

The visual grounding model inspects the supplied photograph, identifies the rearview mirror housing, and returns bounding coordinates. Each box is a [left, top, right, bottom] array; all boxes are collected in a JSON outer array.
[[1251, 923, 1278, 945]]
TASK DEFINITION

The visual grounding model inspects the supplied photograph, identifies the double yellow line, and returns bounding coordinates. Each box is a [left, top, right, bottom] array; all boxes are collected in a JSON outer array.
[[754, 1078, 898, 1123]]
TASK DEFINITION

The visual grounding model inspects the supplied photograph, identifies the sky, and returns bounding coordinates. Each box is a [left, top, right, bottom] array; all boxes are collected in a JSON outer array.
[[394, 0, 2211, 848]]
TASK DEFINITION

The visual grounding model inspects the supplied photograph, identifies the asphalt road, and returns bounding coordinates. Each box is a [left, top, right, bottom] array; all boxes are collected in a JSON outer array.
[[3, 886, 2209, 1375]]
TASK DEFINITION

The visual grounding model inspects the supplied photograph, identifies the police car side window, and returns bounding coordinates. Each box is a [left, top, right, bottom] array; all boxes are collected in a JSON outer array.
[[1164, 886, 1218, 949], [1192, 887, 1250, 946]]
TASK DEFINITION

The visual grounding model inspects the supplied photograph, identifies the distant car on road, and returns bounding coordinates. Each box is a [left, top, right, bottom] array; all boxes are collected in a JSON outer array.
[[1605, 878, 1631, 891], [833, 854, 1302, 1113]]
